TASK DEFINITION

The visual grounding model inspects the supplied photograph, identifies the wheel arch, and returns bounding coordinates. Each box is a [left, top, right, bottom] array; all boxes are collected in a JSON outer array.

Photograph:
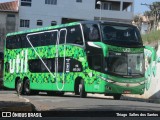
[[74, 76, 83, 94], [74, 76, 87, 94]]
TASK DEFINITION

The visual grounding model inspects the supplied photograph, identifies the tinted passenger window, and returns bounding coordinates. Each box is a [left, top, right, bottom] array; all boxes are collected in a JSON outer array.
[[6, 35, 21, 49], [83, 24, 100, 41], [59, 30, 66, 44], [28, 34, 40, 47], [21, 34, 30, 48], [67, 25, 83, 45], [29, 59, 55, 73], [88, 54, 102, 72], [27, 31, 58, 47], [56, 58, 64, 72], [40, 31, 58, 46]]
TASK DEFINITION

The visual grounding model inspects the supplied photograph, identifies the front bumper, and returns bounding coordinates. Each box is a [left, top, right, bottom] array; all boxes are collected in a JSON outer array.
[[105, 82, 145, 95]]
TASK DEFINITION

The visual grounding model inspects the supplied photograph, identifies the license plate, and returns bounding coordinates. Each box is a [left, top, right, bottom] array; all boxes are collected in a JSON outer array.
[[123, 90, 131, 94]]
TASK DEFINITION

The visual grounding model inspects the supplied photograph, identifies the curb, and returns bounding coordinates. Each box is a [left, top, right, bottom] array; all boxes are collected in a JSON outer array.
[[0, 92, 36, 112], [0, 103, 34, 112]]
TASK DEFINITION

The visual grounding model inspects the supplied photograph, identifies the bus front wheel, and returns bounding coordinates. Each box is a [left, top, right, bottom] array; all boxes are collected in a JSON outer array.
[[113, 94, 121, 100], [79, 79, 87, 98]]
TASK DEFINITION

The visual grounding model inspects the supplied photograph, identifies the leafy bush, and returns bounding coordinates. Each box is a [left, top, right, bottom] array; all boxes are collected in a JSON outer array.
[[142, 30, 160, 44]]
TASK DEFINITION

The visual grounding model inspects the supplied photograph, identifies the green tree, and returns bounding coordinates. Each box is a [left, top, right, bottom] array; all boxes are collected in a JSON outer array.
[[133, 15, 142, 30], [149, 2, 160, 31], [143, 2, 160, 32]]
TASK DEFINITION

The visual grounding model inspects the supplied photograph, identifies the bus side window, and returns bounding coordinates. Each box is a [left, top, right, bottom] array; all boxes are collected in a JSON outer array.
[[21, 34, 30, 48], [59, 30, 66, 44], [40, 33, 46, 46], [89, 25, 100, 41], [28, 34, 40, 47], [6, 36, 13, 49], [29, 59, 55, 73], [57, 57, 64, 72], [29, 60, 41, 73], [83, 24, 100, 42], [41, 59, 55, 72], [40, 31, 58, 46], [6, 35, 21, 49], [88, 54, 102, 72], [51, 31, 58, 45], [66, 25, 83, 45]]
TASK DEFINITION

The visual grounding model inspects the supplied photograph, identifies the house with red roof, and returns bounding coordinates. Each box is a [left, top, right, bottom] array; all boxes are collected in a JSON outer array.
[[0, 0, 18, 52]]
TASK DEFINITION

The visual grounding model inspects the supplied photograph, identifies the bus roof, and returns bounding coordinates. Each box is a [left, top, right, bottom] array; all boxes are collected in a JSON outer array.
[[6, 20, 133, 37], [6, 21, 80, 37]]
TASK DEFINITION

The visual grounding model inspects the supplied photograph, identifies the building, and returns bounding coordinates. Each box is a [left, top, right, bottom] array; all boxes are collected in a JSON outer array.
[[0, 0, 134, 33], [18, 0, 134, 31], [0, 0, 18, 52]]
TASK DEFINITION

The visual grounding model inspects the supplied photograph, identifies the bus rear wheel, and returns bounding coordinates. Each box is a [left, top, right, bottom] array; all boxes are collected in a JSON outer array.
[[24, 79, 31, 95], [79, 79, 87, 98], [16, 79, 23, 95]]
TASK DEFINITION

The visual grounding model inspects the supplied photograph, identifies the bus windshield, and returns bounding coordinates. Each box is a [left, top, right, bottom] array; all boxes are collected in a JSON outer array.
[[101, 24, 143, 47], [106, 52, 145, 77]]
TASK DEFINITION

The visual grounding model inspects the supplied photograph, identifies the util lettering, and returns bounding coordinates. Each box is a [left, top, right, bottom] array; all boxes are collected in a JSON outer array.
[[9, 50, 28, 73]]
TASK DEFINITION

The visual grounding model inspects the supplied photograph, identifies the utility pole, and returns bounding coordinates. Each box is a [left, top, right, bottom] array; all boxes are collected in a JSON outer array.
[[97, 1, 102, 21]]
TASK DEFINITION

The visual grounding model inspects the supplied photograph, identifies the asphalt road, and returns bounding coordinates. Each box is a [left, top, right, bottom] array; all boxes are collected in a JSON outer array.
[[1, 90, 160, 112], [21, 92, 160, 111]]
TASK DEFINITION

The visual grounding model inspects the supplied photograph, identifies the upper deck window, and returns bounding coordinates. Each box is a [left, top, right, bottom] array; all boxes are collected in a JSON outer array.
[[66, 25, 83, 45], [83, 24, 100, 42], [101, 24, 143, 47]]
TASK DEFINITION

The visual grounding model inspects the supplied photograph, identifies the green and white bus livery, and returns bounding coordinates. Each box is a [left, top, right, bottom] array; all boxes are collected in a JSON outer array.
[[3, 21, 145, 100]]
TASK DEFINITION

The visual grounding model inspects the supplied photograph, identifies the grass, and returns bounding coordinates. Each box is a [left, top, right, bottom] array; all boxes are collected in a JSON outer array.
[[142, 30, 160, 44]]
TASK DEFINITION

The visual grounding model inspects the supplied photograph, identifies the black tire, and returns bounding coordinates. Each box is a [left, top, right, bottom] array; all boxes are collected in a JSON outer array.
[[75, 80, 80, 95], [47, 91, 53, 96], [23, 79, 31, 95], [57, 92, 64, 96], [113, 94, 121, 100], [79, 79, 87, 98], [16, 79, 23, 95]]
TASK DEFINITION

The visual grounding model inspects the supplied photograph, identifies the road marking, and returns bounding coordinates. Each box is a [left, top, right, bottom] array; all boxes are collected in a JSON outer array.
[[35, 98, 72, 103], [19, 96, 30, 102]]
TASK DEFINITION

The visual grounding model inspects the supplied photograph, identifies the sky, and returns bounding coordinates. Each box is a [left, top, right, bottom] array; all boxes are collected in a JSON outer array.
[[0, 0, 159, 15]]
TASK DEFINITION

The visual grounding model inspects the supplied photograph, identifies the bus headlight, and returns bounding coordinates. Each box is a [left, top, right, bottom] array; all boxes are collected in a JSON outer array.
[[98, 75, 114, 83], [107, 79, 114, 83]]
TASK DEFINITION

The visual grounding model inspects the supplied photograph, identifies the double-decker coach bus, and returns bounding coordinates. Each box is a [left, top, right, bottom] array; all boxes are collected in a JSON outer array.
[[3, 21, 145, 99]]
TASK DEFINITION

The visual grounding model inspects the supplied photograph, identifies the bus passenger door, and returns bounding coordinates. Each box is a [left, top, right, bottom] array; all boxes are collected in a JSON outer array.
[[55, 29, 67, 90]]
